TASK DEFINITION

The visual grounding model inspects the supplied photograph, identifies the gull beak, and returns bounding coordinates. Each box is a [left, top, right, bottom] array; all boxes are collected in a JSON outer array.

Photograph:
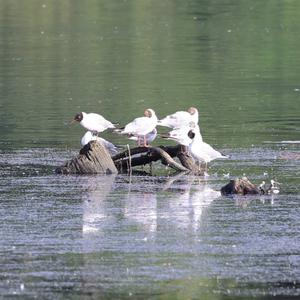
[[69, 119, 76, 125]]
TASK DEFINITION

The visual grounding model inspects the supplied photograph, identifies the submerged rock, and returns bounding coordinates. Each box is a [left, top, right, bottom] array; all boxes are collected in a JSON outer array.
[[221, 178, 260, 195]]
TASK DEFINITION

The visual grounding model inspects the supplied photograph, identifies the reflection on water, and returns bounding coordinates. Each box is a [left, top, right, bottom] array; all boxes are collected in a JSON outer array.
[[81, 174, 220, 250], [0, 144, 300, 298], [161, 175, 221, 232], [124, 190, 158, 237], [82, 175, 117, 235]]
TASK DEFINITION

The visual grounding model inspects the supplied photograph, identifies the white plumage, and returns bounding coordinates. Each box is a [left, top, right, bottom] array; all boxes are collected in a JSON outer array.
[[121, 109, 158, 146], [81, 131, 118, 156], [128, 128, 157, 144], [158, 107, 199, 129], [162, 124, 199, 146], [73, 112, 115, 134], [188, 127, 228, 165], [267, 180, 280, 194]]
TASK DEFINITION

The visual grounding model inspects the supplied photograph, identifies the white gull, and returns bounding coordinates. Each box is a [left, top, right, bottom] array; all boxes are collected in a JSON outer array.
[[128, 128, 157, 145], [187, 127, 228, 168], [81, 131, 118, 156], [73, 112, 115, 134], [120, 109, 158, 146], [158, 107, 199, 129]]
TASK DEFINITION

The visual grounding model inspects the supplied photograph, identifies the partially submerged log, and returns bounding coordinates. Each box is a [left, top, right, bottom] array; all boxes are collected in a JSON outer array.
[[56, 142, 204, 175], [112, 145, 203, 175], [56, 141, 118, 175], [221, 178, 260, 195]]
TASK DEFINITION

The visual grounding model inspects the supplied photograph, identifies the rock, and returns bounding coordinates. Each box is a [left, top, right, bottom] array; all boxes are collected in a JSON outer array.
[[56, 141, 118, 175], [221, 178, 260, 195]]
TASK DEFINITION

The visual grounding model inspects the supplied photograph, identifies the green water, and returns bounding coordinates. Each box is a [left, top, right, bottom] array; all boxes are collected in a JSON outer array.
[[0, 1, 300, 299], [1, 0, 299, 149]]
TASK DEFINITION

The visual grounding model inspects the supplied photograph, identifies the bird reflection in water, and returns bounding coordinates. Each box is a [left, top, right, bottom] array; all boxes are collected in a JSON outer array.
[[81, 174, 117, 235], [161, 174, 221, 232], [80, 173, 221, 244], [124, 191, 158, 238]]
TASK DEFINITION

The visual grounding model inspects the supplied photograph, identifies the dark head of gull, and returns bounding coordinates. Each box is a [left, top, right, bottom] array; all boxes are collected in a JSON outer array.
[[187, 129, 196, 140], [74, 112, 84, 122]]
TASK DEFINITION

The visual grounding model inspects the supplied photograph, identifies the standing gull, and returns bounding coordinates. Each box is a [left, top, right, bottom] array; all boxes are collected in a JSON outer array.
[[187, 127, 228, 169], [128, 128, 157, 145], [72, 112, 115, 135], [120, 109, 158, 147]]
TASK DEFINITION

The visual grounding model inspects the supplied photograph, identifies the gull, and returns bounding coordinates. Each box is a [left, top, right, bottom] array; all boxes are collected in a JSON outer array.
[[187, 127, 228, 169], [128, 128, 157, 145], [161, 124, 199, 146], [120, 109, 158, 147], [81, 131, 118, 156], [72, 112, 115, 134], [158, 107, 199, 129], [160, 121, 200, 155]]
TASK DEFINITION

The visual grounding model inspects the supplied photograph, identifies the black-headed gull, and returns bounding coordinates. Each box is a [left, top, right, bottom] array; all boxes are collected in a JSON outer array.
[[81, 131, 118, 156], [187, 127, 228, 168], [158, 107, 199, 129], [120, 109, 158, 147], [161, 123, 198, 146], [160, 122, 199, 155], [73, 112, 115, 134]]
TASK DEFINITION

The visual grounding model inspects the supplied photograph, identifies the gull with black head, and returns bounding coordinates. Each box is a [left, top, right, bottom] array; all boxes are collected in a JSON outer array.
[[72, 112, 115, 135], [187, 127, 228, 169]]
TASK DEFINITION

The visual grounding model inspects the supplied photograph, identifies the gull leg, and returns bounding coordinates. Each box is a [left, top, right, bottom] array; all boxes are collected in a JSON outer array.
[[181, 145, 188, 154]]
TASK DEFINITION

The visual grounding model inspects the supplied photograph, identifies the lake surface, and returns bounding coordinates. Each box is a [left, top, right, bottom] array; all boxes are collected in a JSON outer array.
[[0, 0, 299, 299]]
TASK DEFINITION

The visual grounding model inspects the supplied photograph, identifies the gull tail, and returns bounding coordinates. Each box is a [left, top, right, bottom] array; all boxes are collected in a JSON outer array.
[[113, 127, 125, 134]]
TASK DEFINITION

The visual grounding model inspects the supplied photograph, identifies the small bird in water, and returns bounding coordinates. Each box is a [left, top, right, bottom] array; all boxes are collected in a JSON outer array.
[[119, 109, 158, 147], [258, 181, 266, 194], [72, 112, 115, 135], [266, 179, 280, 194]]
